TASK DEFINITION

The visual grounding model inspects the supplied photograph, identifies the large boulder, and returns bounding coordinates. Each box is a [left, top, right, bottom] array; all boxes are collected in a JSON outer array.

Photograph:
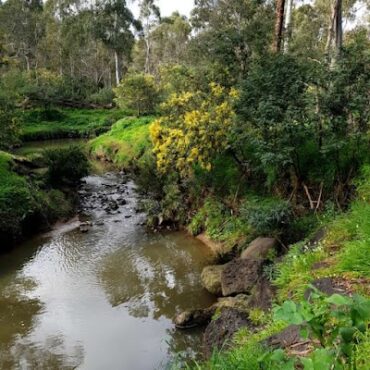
[[203, 308, 251, 358], [241, 237, 278, 261], [201, 264, 227, 296], [173, 295, 249, 330], [221, 258, 262, 296]]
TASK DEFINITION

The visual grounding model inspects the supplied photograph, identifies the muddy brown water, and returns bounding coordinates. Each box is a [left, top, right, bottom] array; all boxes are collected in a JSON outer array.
[[0, 172, 216, 369]]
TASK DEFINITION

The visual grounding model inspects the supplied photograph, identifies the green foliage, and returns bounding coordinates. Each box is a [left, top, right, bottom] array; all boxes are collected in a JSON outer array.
[[0, 151, 38, 245], [114, 73, 159, 115], [187, 320, 286, 370], [0, 98, 20, 149], [241, 197, 292, 236], [44, 145, 89, 186], [0, 149, 75, 246], [193, 155, 244, 197], [353, 330, 370, 370], [235, 45, 370, 201], [273, 291, 370, 368], [88, 88, 115, 106], [141, 179, 188, 228], [42, 189, 73, 220], [188, 196, 252, 249]]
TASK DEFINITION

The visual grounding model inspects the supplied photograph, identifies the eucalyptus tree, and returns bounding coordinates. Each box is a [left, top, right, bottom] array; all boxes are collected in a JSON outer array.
[[132, 12, 191, 76], [94, 0, 138, 85], [283, 0, 294, 52], [190, 0, 274, 81], [139, 0, 161, 74], [0, 0, 45, 71], [273, 0, 286, 52], [325, 0, 343, 64]]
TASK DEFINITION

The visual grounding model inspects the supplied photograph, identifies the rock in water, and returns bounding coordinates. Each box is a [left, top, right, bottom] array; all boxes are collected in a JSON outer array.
[[221, 258, 262, 296], [241, 237, 278, 261], [174, 307, 216, 329], [201, 264, 227, 296], [79, 221, 92, 233]]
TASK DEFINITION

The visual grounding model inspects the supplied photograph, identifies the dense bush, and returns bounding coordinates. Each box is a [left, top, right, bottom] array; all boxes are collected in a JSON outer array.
[[44, 146, 89, 186], [0, 152, 39, 245], [88, 88, 115, 106], [240, 197, 292, 236], [234, 46, 370, 204], [0, 79, 20, 149], [114, 73, 159, 115]]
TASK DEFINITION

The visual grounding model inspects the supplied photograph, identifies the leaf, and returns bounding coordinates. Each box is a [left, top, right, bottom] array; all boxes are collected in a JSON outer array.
[[310, 348, 335, 370], [339, 327, 357, 343], [274, 301, 304, 324], [269, 349, 286, 362], [301, 358, 314, 370], [352, 295, 370, 321], [325, 294, 351, 306], [300, 326, 309, 339], [281, 359, 296, 370]]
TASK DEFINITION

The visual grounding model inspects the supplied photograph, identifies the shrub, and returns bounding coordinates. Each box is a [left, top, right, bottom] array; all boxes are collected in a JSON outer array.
[[241, 197, 292, 236], [150, 83, 238, 177], [114, 73, 159, 115], [44, 146, 89, 186], [88, 88, 115, 106]]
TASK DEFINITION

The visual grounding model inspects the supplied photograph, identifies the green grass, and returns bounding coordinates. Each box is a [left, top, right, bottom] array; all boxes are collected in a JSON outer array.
[[20, 108, 127, 141], [88, 116, 154, 169]]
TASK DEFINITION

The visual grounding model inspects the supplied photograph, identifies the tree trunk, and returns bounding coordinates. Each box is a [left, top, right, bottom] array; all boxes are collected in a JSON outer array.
[[335, 0, 343, 53], [326, 0, 343, 65], [273, 0, 286, 52], [283, 0, 294, 53], [114, 50, 121, 86], [144, 37, 151, 74]]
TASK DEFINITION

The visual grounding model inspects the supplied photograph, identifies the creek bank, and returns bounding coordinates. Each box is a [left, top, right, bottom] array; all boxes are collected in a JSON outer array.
[[174, 236, 280, 357], [174, 228, 354, 360], [0, 150, 81, 249]]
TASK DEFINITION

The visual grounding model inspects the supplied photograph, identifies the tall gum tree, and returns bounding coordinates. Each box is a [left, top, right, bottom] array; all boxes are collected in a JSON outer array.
[[94, 0, 138, 85], [273, 0, 286, 52], [139, 0, 161, 75]]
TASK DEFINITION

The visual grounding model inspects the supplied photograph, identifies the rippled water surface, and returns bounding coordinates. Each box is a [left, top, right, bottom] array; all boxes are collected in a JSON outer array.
[[0, 173, 215, 370]]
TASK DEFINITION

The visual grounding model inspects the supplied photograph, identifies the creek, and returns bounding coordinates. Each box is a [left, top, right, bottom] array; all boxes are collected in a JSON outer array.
[[1, 142, 216, 370]]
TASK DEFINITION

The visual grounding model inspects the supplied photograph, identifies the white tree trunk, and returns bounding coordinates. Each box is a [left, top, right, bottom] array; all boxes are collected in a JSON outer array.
[[114, 50, 120, 86], [326, 0, 343, 66], [283, 0, 294, 53]]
